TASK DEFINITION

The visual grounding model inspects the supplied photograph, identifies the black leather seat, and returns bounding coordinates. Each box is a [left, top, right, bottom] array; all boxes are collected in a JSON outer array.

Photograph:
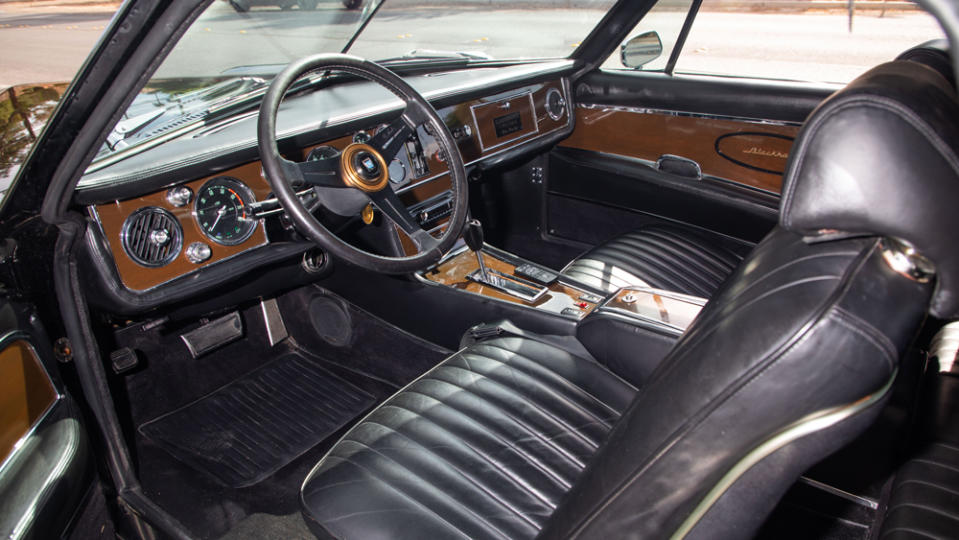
[[301, 61, 959, 539], [879, 373, 959, 539], [561, 224, 746, 298], [300, 337, 636, 538]]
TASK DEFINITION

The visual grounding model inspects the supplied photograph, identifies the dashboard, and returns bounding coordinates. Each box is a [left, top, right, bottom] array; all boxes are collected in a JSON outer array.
[[81, 65, 573, 297]]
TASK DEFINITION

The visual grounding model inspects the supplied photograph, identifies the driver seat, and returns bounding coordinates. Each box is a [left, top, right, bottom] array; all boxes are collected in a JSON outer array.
[[300, 61, 959, 539]]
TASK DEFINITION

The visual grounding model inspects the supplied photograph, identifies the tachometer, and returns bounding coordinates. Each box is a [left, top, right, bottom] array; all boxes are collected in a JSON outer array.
[[194, 176, 257, 245]]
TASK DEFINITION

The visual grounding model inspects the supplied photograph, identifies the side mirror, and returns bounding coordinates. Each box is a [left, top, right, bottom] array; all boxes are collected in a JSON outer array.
[[621, 31, 663, 69]]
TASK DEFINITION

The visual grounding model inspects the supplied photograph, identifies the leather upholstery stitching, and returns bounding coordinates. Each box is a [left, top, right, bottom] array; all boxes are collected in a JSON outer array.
[[371, 405, 560, 511], [468, 342, 624, 417], [360, 419, 545, 532], [415, 376, 593, 466], [783, 94, 959, 230], [564, 241, 876, 538], [830, 307, 897, 372], [395, 388, 578, 487], [349, 440, 513, 539], [332, 453, 477, 539], [434, 365, 607, 448]]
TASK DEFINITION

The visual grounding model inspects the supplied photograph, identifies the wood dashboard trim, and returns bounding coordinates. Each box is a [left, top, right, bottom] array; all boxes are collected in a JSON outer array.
[[91, 161, 271, 292], [558, 106, 800, 194], [90, 78, 572, 290]]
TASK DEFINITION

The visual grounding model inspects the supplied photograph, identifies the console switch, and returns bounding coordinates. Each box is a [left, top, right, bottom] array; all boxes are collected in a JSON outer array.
[[514, 263, 558, 285]]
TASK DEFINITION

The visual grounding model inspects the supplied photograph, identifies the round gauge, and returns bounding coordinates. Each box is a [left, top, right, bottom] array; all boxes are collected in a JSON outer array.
[[545, 88, 566, 121], [389, 159, 407, 185], [194, 176, 257, 245]]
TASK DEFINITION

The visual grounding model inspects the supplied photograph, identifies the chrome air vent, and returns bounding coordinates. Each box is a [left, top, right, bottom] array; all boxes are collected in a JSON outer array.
[[121, 207, 183, 267]]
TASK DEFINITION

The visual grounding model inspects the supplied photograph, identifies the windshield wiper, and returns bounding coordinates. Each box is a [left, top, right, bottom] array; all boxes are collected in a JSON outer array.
[[377, 49, 494, 65], [100, 77, 269, 153]]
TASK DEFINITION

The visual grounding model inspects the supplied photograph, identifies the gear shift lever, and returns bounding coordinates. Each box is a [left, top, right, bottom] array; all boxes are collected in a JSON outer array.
[[464, 218, 489, 282]]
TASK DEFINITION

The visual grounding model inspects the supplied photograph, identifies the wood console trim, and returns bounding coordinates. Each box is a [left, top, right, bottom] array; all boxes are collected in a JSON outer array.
[[423, 249, 598, 315], [91, 161, 271, 292], [0, 340, 57, 465], [558, 106, 799, 194]]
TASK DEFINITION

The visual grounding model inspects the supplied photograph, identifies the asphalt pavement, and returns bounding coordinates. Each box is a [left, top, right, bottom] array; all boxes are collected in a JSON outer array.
[[0, 0, 947, 89]]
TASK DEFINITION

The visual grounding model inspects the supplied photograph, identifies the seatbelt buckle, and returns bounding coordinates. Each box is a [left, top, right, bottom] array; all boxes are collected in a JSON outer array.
[[468, 323, 503, 340]]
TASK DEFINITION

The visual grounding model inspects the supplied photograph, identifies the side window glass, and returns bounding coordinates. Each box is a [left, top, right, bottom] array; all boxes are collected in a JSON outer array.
[[600, 0, 695, 72], [605, 0, 947, 84]]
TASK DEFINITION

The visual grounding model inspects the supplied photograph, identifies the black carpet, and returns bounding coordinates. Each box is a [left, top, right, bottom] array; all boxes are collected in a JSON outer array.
[[139, 352, 375, 488]]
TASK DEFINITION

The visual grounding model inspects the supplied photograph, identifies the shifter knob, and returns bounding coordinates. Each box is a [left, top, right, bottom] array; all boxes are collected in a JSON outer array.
[[464, 218, 489, 281], [464, 218, 484, 253]]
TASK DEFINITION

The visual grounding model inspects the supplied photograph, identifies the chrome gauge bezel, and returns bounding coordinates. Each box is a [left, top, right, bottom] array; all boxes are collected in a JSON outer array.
[[193, 176, 258, 246], [545, 87, 566, 121], [121, 206, 183, 268]]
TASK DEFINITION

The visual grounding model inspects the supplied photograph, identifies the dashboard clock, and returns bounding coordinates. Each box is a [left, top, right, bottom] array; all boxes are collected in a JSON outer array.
[[194, 176, 257, 245]]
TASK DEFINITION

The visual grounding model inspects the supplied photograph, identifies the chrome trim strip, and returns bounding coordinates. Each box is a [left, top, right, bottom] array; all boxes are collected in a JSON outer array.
[[0, 332, 64, 478], [576, 102, 803, 128], [671, 370, 897, 540], [600, 306, 688, 335], [797, 476, 878, 510]]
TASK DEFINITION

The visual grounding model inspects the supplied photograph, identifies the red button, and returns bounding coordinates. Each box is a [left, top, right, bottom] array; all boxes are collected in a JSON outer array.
[[578, 302, 589, 309]]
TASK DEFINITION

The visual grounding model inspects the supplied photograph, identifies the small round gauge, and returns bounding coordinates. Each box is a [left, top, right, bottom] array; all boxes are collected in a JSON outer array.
[[194, 176, 257, 246], [389, 159, 407, 185], [545, 88, 566, 121]]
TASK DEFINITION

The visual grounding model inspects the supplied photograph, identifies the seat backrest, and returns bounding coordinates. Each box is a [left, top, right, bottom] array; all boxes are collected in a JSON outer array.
[[539, 61, 959, 539]]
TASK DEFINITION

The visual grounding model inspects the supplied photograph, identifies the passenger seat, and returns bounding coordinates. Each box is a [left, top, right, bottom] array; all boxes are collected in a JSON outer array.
[[877, 371, 959, 539], [561, 224, 749, 298]]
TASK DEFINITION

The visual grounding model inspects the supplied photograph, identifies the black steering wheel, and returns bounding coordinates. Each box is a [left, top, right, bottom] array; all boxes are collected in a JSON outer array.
[[257, 54, 469, 273]]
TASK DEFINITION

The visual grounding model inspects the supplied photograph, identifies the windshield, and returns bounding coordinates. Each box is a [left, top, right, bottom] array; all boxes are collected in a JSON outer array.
[[86, 0, 614, 172]]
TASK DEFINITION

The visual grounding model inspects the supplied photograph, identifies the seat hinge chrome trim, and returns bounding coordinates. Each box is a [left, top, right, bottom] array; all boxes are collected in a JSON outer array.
[[881, 237, 935, 283], [671, 369, 897, 540]]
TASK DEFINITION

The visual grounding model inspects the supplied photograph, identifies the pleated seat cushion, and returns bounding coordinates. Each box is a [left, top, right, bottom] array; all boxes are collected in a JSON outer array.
[[300, 336, 636, 540], [562, 224, 746, 298]]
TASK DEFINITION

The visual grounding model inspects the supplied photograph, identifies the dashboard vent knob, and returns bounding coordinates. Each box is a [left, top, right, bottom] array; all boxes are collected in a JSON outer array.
[[121, 207, 183, 267]]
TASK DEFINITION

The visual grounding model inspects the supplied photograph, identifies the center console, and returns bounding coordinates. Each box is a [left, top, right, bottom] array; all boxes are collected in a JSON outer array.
[[417, 241, 709, 386], [417, 245, 603, 320]]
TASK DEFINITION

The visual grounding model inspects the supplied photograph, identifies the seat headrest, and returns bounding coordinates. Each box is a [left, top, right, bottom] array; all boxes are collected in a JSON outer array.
[[780, 61, 959, 318], [896, 39, 956, 91]]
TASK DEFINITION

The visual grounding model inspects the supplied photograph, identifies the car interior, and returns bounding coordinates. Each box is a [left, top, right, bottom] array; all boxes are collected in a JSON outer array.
[[4, 0, 959, 539]]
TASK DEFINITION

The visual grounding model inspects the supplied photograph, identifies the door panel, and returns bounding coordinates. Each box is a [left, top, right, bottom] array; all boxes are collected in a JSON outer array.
[[0, 339, 58, 465], [0, 305, 92, 540], [549, 147, 778, 245], [560, 106, 799, 194], [546, 71, 834, 248]]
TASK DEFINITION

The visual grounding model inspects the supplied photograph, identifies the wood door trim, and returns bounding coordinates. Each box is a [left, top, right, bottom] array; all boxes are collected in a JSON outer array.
[[0, 337, 58, 466], [558, 105, 800, 194]]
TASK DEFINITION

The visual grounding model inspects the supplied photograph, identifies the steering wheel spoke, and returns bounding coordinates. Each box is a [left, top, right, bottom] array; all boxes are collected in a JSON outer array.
[[368, 187, 439, 252], [258, 53, 466, 273], [282, 155, 344, 188], [369, 111, 418, 163]]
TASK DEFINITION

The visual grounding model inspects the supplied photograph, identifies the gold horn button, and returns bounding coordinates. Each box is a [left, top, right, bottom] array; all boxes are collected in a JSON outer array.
[[340, 143, 389, 192]]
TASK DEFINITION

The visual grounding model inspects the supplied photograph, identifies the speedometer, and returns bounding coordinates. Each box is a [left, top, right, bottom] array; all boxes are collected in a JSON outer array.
[[194, 176, 257, 245]]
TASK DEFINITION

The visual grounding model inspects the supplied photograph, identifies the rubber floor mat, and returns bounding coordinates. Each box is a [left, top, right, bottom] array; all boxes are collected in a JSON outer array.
[[139, 352, 375, 487]]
